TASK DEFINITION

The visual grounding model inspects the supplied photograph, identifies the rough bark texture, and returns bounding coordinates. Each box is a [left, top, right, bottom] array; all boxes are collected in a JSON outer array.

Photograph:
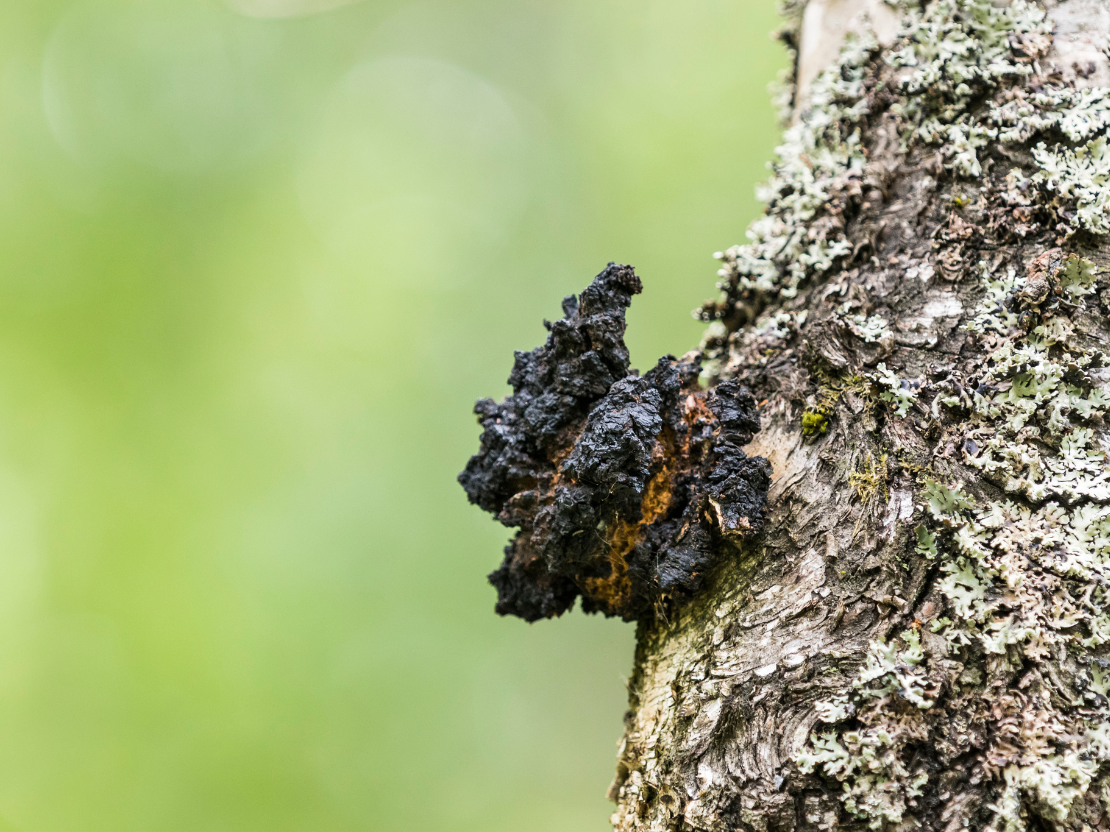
[[463, 2, 1110, 831]]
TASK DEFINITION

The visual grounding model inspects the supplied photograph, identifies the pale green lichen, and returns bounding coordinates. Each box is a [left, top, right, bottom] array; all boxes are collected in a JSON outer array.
[[882, 0, 1110, 239], [745, 2, 1110, 828], [992, 87, 1110, 235], [1090, 663, 1110, 698], [888, 0, 1050, 175], [868, 362, 917, 417], [852, 629, 933, 708], [845, 313, 891, 344], [704, 30, 876, 320], [922, 479, 974, 520], [747, 309, 808, 345], [797, 255, 1110, 831], [961, 260, 1110, 502], [796, 727, 929, 830], [889, 0, 1045, 117], [705, 0, 1108, 368], [963, 260, 1022, 335], [994, 88, 1110, 146], [994, 749, 1103, 832], [710, 308, 809, 372], [798, 631, 933, 829], [1032, 138, 1110, 235], [914, 524, 937, 558], [911, 254, 1110, 828]]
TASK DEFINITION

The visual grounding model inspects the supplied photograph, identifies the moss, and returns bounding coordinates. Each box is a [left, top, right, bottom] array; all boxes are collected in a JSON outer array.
[[801, 366, 870, 438], [802, 407, 831, 437], [848, 452, 888, 505]]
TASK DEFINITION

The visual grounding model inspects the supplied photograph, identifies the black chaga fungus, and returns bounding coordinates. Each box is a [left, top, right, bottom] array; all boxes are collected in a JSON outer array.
[[459, 263, 772, 622]]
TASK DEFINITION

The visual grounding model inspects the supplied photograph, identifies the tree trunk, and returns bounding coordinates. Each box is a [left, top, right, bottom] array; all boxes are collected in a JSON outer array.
[[606, 2, 1110, 830], [461, 2, 1110, 831]]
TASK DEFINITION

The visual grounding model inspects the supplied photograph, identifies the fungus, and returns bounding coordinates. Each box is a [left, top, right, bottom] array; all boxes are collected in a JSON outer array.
[[460, 264, 772, 622]]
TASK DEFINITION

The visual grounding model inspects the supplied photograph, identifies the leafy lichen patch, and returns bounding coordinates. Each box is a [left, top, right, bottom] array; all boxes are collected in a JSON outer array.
[[701, 0, 1066, 371], [797, 630, 934, 829], [889, 0, 1051, 174], [868, 362, 919, 417], [796, 253, 1110, 831], [1032, 138, 1110, 236], [699, 29, 878, 337]]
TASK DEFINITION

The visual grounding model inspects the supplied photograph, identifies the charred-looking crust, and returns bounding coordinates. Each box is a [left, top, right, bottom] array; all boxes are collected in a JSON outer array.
[[459, 263, 772, 622]]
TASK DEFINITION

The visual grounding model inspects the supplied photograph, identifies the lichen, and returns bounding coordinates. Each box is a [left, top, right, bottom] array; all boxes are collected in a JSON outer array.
[[699, 30, 878, 336], [700, 0, 1064, 365], [747, 0, 1110, 247], [846, 313, 891, 344], [1032, 138, 1110, 235], [990, 86, 1110, 235], [868, 363, 918, 417], [796, 253, 1110, 831], [888, 0, 1050, 174], [798, 630, 934, 830]]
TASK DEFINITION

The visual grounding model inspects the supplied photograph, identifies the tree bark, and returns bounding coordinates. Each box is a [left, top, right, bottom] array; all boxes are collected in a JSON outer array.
[[601, 2, 1110, 831], [458, 1, 1110, 830]]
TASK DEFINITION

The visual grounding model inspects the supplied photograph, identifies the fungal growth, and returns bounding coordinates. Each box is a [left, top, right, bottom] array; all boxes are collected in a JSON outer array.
[[459, 263, 772, 622]]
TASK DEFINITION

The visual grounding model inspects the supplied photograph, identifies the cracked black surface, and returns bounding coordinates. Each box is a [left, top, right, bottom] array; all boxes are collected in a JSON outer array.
[[459, 263, 772, 622]]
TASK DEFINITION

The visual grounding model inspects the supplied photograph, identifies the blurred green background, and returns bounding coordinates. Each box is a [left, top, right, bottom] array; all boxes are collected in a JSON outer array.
[[0, 1, 783, 829]]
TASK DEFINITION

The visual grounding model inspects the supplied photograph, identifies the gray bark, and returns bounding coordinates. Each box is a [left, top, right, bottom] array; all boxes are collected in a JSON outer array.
[[606, 2, 1110, 831]]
